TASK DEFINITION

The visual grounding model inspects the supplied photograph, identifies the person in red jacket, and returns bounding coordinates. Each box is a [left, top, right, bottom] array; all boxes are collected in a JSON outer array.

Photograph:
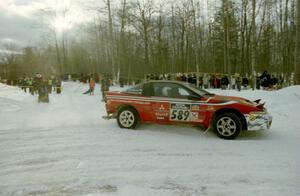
[[89, 77, 95, 95]]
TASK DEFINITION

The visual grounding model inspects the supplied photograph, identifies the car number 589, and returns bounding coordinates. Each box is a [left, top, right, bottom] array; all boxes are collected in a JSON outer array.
[[170, 109, 190, 121]]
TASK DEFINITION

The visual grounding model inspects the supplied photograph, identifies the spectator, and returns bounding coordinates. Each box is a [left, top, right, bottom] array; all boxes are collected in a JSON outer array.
[[28, 77, 34, 95], [198, 75, 203, 88], [187, 74, 193, 84], [101, 76, 110, 101], [256, 73, 261, 90], [230, 75, 236, 89], [278, 74, 284, 89], [221, 75, 229, 90], [236, 75, 242, 91], [260, 70, 271, 89], [211, 75, 218, 88], [119, 77, 125, 88], [89, 77, 95, 95], [38, 76, 49, 103], [271, 75, 278, 89], [242, 76, 249, 89], [203, 74, 210, 89], [48, 77, 53, 94]]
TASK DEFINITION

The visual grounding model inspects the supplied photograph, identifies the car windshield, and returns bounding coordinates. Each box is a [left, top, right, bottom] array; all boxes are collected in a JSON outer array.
[[185, 83, 215, 97]]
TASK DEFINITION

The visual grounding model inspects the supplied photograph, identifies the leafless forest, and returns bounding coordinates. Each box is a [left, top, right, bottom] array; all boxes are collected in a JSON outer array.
[[1, 0, 300, 84]]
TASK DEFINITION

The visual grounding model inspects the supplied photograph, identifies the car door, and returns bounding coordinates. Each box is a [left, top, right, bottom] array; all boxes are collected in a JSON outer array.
[[148, 82, 171, 123], [125, 82, 154, 122], [151, 82, 199, 124]]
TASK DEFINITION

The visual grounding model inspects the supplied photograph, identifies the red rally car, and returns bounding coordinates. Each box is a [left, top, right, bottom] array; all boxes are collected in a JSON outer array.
[[104, 80, 272, 139]]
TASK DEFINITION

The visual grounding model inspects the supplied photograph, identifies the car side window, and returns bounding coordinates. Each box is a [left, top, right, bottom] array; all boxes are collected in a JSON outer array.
[[143, 82, 154, 96], [153, 83, 194, 99], [152, 83, 165, 97]]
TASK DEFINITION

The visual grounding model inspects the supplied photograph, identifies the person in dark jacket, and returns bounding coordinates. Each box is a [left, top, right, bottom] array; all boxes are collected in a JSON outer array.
[[270, 75, 278, 89], [236, 75, 242, 91], [221, 75, 229, 90], [56, 78, 62, 94], [119, 77, 125, 88], [256, 74, 261, 90], [260, 70, 271, 89], [211, 75, 217, 88], [38, 76, 49, 103], [33, 74, 42, 95], [101, 76, 110, 101], [242, 76, 249, 89]]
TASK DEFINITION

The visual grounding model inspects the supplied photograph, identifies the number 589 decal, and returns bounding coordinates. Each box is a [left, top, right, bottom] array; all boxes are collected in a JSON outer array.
[[170, 103, 191, 121]]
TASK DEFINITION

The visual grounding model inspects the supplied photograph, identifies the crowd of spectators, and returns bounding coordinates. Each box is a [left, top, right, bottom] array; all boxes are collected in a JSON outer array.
[[145, 71, 294, 91], [0, 71, 295, 95], [0, 74, 62, 103]]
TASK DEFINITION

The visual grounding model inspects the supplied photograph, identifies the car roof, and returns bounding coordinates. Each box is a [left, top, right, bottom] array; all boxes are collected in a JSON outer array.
[[145, 80, 190, 86]]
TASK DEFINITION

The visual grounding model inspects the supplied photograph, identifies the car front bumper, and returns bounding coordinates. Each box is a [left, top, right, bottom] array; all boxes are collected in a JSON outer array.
[[244, 111, 272, 131]]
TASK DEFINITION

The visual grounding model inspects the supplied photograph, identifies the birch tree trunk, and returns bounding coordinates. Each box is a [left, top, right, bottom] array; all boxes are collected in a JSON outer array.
[[106, 0, 116, 83], [251, 0, 256, 90], [295, 0, 300, 84]]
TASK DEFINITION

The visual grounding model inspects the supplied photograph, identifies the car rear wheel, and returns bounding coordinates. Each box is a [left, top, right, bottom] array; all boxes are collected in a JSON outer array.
[[213, 113, 241, 139], [117, 107, 139, 129]]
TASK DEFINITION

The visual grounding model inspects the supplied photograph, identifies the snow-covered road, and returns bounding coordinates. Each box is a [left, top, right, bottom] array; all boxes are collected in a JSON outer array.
[[0, 82, 299, 196]]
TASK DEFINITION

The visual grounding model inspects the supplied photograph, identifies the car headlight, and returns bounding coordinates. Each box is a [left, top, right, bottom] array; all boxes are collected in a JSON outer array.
[[248, 111, 266, 121]]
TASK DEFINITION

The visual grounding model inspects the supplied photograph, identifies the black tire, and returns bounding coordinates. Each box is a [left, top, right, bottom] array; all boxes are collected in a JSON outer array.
[[213, 112, 241, 139], [117, 106, 139, 129]]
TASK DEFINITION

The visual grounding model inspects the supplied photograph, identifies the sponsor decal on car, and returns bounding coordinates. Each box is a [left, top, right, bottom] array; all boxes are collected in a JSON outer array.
[[154, 104, 169, 119], [189, 112, 199, 121], [191, 104, 200, 111], [155, 112, 169, 117]]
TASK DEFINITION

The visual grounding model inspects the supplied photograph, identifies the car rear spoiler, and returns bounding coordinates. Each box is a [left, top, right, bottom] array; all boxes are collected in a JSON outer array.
[[253, 99, 265, 109], [256, 103, 265, 109], [253, 99, 261, 104]]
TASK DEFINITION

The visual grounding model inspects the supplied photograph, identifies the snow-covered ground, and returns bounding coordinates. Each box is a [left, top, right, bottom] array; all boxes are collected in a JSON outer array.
[[0, 82, 299, 196]]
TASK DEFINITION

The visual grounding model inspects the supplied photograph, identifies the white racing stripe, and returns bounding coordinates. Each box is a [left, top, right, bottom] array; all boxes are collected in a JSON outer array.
[[106, 95, 237, 106]]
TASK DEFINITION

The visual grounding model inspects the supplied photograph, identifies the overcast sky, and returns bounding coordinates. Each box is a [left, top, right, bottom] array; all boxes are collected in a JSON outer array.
[[0, 0, 99, 51], [0, 0, 207, 52]]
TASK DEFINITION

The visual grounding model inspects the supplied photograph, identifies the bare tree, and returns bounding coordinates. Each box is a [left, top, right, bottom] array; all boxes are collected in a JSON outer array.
[[251, 0, 257, 89], [295, 0, 300, 84], [131, 0, 155, 78], [117, 0, 129, 80], [105, 0, 116, 82], [2, 0, 299, 85]]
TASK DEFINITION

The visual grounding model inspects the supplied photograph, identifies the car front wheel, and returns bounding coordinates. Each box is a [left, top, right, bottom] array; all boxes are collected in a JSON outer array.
[[117, 107, 139, 129], [213, 113, 241, 139]]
